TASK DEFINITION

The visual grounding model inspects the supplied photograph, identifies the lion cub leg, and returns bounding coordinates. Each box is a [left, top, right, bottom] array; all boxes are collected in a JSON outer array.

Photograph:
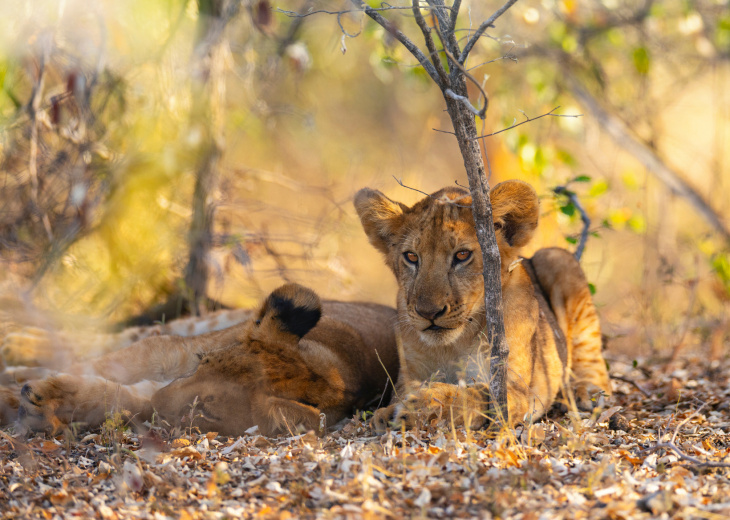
[[75, 327, 241, 385], [0, 386, 19, 426], [1, 327, 74, 368], [19, 374, 163, 433], [531, 248, 611, 410], [261, 396, 324, 436], [387, 383, 489, 431]]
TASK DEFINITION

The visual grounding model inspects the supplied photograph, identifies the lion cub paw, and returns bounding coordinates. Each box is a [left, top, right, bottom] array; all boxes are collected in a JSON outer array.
[[391, 383, 489, 431], [371, 404, 397, 433], [573, 382, 609, 411], [19, 374, 87, 433]]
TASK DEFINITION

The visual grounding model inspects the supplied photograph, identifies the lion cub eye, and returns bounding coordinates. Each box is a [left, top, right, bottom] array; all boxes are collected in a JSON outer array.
[[454, 250, 472, 262], [403, 251, 419, 264]]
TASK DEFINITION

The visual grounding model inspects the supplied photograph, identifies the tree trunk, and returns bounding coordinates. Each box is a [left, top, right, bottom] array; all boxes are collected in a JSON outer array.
[[442, 74, 510, 423], [351, 0, 517, 424], [184, 0, 228, 315]]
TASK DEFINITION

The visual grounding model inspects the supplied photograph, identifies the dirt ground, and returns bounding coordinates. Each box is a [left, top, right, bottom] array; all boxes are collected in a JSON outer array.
[[1, 353, 729, 519]]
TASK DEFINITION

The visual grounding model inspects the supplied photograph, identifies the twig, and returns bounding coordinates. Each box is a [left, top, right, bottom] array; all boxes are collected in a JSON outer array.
[[375, 349, 402, 406], [423, 0, 451, 40], [348, 0, 440, 83], [392, 176, 470, 208], [277, 5, 452, 18], [411, 1, 449, 87], [652, 441, 730, 469], [610, 374, 651, 397], [392, 176, 432, 198], [553, 185, 590, 260], [468, 107, 582, 140], [337, 11, 363, 38], [459, 0, 520, 65], [448, 0, 462, 32], [566, 75, 730, 242], [467, 48, 518, 71], [433, 20, 488, 118], [670, 402, 708, 444]]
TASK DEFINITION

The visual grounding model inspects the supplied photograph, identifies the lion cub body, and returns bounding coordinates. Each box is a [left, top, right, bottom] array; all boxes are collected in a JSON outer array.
[[2, 285, 399, 436], [355, 181, 611, 427]]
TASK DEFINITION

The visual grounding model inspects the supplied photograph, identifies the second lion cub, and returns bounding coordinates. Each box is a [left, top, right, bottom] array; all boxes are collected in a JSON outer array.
[[355, 180, 611, 429]]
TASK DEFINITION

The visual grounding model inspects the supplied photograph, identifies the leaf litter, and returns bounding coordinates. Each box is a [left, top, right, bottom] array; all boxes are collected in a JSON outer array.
[[1, 354, 730, 519]]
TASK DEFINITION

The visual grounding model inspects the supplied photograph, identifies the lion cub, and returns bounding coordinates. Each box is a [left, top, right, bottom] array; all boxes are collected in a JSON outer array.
[[355, 180, 611, 429], [3, 284, 399, 436]]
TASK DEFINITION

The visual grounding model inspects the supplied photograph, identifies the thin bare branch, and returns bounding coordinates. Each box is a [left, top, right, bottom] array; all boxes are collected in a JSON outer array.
[[393, 176, 470, 208], [424, 0, 451, 38], [567, 77, 730, 243], [467, 49, 518, 71], [392, 176, 433, 199], [277, 5, 452, 18], [459, 0, 520, 65], [671, 402, 708, 444], [553, 185, 590, 260], [653, 442, 730, 469], [468, 107, 582, 140], [433, 21, 488, 117], [411, 1, 449, 87], [347, 0, 441, 83], [610, 374, 651, 397], [449, 0, 462, 32]]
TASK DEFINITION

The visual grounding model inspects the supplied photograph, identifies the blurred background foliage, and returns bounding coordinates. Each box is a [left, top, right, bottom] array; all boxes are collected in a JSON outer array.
[[0, 0, 728, 358]]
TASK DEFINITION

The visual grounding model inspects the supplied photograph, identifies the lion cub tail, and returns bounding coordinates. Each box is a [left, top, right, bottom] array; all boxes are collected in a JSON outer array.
[[256, 284, 322, 339], [529, 248, 611, 398]]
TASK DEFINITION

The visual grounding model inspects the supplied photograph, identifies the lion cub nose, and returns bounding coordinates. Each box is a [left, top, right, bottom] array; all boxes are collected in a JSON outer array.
[[415, 305, 448, 321]]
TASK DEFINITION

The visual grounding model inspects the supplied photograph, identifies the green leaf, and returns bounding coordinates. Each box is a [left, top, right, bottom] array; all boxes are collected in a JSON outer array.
[[556, 149, 576, 166], [565, 236, 578, 245], [588, 282, 596, 295], [711, 252, 730, 295], [560, 202, 575, 217], [628, 214, 646, 233], [633, 359, 638, 369], [572, 175, 591, 183], [632, 47, 651, 75], [589, 180, 609, 197]]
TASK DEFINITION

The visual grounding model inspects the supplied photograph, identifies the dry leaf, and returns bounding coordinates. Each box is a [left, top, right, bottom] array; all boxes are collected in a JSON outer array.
[[170, 438, 191, 448]]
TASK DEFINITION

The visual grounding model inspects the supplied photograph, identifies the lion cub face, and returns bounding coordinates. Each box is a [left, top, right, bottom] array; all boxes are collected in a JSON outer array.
[[355, 181, 539, 348]]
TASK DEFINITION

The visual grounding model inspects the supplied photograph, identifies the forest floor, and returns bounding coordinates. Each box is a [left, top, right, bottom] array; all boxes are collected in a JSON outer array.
[[1, 354, 729, 519]]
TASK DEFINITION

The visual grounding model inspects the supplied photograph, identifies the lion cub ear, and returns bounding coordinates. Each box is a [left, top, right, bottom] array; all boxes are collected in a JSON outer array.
[[354, 188, 408, 255], [256, 284, 322, 338], [489, 180, 539, 248]]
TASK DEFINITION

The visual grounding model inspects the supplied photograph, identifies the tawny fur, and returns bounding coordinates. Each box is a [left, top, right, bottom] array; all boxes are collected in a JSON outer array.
[[355, 180, 611, 429], [0, 284, 399, 436]]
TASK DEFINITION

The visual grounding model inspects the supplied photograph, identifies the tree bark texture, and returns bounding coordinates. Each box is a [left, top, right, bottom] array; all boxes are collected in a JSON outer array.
[[184, 0, 230, 315], [350, 0, 518, 423], [418, 0, 516, 422], [442, 71, 510, 421]]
